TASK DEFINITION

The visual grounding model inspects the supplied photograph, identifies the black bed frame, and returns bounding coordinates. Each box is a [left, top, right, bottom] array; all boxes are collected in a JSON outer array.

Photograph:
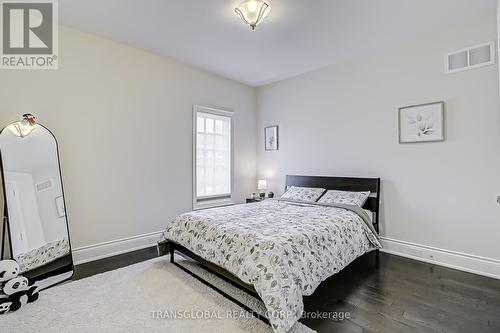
[[169, 175, 381, 325]]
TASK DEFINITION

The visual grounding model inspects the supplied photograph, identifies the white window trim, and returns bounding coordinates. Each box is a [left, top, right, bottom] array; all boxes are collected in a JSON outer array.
[[193, 105, 235, 210]]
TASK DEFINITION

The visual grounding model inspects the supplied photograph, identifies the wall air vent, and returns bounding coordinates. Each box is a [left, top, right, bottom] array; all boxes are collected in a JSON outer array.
[[445, 42, 495, 73], [36, 179, 54, 192]]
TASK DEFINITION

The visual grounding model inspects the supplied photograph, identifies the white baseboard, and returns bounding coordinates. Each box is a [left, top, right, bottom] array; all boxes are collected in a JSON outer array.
[[37, 271, 73, 290], [72, 231, 163, 265], [380, 237, 500, 280], [71, 232, 500, 280]]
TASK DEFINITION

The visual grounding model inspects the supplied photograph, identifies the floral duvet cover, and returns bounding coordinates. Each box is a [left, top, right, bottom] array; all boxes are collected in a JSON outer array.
[[159, 199, 381, 333]]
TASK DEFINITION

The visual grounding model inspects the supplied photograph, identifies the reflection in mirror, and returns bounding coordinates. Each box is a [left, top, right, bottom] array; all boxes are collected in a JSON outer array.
[[0, 115, 73, 289]]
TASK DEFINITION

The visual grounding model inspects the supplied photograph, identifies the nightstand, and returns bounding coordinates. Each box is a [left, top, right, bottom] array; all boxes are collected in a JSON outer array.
[[246, 198, 265, 203]]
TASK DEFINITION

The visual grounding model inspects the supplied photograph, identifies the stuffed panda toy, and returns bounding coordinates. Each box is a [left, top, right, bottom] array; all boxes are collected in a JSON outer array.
[[2, 276, 39, 311], [0, 259, 39, 313], [0, 260, 19, 283], [0, 296, 12, 314]]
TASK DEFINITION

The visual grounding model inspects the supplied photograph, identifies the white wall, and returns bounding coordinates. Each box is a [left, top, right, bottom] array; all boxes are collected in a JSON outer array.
[[497, 0, 500, 90], [32, 168, 66, 242], [0, 26, 257, 258], [257, 15, 500, 276]]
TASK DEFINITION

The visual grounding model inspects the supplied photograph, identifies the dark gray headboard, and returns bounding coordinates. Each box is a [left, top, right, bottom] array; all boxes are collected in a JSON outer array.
[[285, 175, 381, 230]]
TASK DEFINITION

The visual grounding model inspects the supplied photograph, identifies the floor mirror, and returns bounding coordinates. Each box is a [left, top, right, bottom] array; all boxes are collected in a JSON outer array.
[[0, 115, 73, 290]]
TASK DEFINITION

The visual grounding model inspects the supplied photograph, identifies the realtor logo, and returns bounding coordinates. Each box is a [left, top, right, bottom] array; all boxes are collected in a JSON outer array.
[[1, 0, 58, 69]]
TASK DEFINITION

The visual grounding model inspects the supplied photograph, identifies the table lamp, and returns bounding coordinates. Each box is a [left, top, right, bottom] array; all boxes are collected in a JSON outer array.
[[257, 179, 267, 199]]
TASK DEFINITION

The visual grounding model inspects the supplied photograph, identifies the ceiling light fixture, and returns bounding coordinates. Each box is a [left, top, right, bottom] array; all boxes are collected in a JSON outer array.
[[235, 0, 271, 30], [7, 114, 37, 138]]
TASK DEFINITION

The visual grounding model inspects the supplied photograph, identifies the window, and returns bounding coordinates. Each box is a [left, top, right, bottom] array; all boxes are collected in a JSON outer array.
[[193, 105, 233, 209]]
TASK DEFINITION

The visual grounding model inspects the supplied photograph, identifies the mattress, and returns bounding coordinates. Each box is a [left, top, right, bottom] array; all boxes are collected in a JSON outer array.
[[14, 237, 70, 273]]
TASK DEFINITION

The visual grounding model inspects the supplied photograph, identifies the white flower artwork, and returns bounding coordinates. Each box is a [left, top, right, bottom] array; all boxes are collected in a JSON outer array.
[[265, 125, 279, 150], [399, 102, 445, 143]]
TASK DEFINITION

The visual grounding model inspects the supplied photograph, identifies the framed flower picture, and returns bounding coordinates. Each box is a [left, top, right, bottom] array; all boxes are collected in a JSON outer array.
[[399, 102, 445, 143], [265, 125, 279, 150]]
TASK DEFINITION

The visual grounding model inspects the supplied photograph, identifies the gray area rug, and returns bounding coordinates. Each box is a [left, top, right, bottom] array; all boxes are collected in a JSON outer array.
[[1, 256, 315, 333]]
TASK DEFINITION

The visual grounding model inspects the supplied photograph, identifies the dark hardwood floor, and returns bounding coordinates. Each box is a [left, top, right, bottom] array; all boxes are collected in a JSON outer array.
[[303, 253, 500, 333], [72, 248, 500, 333], [72, 246, 158, 280]]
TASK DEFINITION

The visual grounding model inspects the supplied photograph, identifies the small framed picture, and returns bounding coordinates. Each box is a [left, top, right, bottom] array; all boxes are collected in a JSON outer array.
[[399, 102, 445, 143], [265, 126, 279, 151]]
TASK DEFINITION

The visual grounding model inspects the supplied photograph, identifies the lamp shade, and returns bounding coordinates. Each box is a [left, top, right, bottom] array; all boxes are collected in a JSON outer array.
[[235, 0, 271, 30], [257, 179, 267, 190]]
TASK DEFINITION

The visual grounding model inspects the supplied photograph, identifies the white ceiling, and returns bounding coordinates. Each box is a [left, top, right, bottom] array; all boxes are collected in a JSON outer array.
[[60, 0, 496, 86]]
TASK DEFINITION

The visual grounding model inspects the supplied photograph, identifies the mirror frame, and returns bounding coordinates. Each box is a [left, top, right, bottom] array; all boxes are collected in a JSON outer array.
[[0, 121, 74, 288]]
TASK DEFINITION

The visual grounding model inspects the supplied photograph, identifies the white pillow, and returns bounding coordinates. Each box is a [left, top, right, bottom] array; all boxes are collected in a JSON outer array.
[[281, 186, 326, 202], [318, 190, 370, 207]]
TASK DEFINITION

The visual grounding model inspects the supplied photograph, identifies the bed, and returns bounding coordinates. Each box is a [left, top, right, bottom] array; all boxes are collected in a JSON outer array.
[[14, 236, 70, 273], [157, 175, 381, 333]]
